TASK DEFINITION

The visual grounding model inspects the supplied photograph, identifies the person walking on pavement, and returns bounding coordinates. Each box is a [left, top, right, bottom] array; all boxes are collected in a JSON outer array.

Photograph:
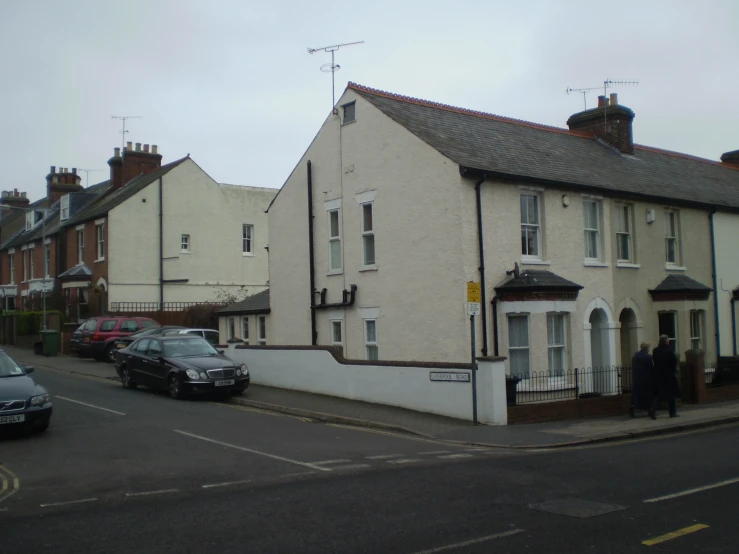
[[630, 342, 656, 419], [652, 335, 680, 418]]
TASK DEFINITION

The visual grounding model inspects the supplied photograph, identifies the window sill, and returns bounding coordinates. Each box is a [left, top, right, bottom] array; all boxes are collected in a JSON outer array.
[[359, 265, 378, 272], [327, 269, 343, 276], [341, 119, 356, 126], [242, 253, 255, 257], [665, 264, 686, 272], [584, 261, 609, 268], [617, 262, 641, 269], [521, 258, 550, 266], [180, 251, 191, 255], [94, 258, 105, 263]]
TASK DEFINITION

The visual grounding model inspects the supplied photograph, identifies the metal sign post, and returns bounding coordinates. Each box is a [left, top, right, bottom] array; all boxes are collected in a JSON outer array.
[[467, 282, 481, 426]]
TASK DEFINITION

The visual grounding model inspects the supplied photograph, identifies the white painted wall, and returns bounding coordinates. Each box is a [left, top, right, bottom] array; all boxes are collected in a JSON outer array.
[[224, 345, 507, 424], [714, 212, 739, 356], [108, 159, 276, 306]]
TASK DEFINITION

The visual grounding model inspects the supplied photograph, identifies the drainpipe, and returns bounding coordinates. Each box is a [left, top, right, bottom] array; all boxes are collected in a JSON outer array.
[[491, 295, 499, 356], [159, 176, 164, 310], [307, 161, 317, 345], [731, 297, 737, 356], [709, 210, 721, 358], [474, 176, 488, 356]]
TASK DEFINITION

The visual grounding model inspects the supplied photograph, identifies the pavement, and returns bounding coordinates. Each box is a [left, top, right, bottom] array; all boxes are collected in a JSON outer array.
[[6, 344, 739, 449]]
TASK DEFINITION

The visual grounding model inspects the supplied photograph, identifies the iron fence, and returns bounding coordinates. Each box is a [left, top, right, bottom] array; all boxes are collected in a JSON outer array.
[[110, 301, 226, 312], [705, 362, 716, 385], [506, 365, 627, 405]]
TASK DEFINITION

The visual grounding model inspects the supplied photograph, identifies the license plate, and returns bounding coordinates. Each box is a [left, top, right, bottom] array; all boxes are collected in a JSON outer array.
[[214, 379, 235, 387], [0, 414, 25, 424], [84, 337, 90, 342], [116, 343, 126, 349]]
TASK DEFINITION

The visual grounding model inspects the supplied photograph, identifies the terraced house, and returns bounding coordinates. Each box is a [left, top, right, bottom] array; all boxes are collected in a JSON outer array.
[[266, 84, 739, 384]]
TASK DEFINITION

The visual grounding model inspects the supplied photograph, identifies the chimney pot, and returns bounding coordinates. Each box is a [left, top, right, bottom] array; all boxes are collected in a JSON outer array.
[[14, 188, 18, 196], [72, 167, 77, 175], [21, 192, 26, 198], [135, 142, 141, 152], [597, 95, 606, 108], [143, 144, 150, 153], [610, 93, 618, 106], [50, 166, 56, 174], [152, 145, 158, 155], [126, 141, 133, 151], [114, 147, 121, 157]]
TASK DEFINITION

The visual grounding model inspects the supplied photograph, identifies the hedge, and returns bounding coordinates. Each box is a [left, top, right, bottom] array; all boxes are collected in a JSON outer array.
[[16, 311, 64, 335]]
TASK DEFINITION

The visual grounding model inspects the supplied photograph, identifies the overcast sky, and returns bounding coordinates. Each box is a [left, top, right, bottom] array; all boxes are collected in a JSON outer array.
[[1, 0, 737, 201]]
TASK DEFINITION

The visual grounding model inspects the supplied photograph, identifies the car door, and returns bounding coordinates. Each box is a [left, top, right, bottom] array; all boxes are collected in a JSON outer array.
[[143, 339, 169, 390], [126, 339, 151, 384]]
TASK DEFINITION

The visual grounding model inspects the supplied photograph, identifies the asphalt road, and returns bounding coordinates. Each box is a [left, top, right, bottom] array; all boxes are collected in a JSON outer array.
[[2, 366, 739, 553]]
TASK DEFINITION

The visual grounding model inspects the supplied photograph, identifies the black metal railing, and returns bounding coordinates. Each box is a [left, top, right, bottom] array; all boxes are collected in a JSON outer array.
[[506, 365, 627, 405], [110, 301, 226, 312], [705, 362, 716, 385]]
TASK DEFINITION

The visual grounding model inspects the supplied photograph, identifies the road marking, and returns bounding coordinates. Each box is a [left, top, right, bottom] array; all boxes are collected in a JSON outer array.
[[330, 464, 371, 470], [55, 395, 126, 416], [0, 465, 20, 504], [125, 489, 179, 497], [642, 524, 709, 546], [438, 453, 474, 459], [410, 528, 525, 553], [644, 477, 739, 503], [174, 430, 333, 472], [326, 423, 447, 445], [211, 401, 311, 423], [419, 451, 451, 455], [366, 454, 402, 460], [310, 459, 351, 466], [202, 480, 252, 489], [387, 458, 421, 465], [40, 498, 98, 508]]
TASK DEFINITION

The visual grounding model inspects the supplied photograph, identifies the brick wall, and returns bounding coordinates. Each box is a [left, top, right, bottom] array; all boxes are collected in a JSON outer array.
[[508, 394, 631, 424], [706, 384, 739, 403], [63, 219, 108, 284]]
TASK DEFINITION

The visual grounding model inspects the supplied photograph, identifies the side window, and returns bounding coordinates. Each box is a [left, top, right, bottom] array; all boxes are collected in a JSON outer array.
[[204, 331, 220, 345], [84, 319, 98, 332], [120, 320, 139, 332], [99, 320, 117, 332], [186, 330, 202, 337], [134, 339, 151, 354], [141, 320, 158, 329], [147, 340, 163, 357]]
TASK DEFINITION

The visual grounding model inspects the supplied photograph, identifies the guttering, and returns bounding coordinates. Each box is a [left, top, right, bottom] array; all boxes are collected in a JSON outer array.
[[709, 210, 721, 358], [474, 176, 488, 356], [307, 161, 317, 345], [491, 295, 499, 356], [159, 176, 164, 309], [314, 284, 358, 310]]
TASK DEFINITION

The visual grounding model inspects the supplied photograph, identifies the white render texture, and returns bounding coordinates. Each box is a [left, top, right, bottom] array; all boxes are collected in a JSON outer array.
[[224, 345, 508, 424], [714, 212, 739, 356], [108, 159, 275, 306]]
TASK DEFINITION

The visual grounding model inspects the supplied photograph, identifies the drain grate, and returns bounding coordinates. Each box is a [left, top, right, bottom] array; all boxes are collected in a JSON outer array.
[[529, 498, 626, 519]]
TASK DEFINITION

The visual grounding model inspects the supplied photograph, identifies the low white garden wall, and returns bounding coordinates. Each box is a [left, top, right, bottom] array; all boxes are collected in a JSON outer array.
[[223, 345, 508, 425]]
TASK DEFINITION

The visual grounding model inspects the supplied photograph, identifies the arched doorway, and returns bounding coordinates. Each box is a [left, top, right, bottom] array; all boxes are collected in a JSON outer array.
[[619, 308, 638, 392], [589, 308, 613, 394]]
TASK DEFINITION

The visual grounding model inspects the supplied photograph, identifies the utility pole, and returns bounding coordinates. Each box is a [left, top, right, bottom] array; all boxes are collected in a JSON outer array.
[[307, 41, 364, 110], [111, 115, 142, 150]]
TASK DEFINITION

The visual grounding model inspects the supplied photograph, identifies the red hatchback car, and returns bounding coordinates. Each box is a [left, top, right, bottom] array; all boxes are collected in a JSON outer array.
[[76, 317, 159, 362]]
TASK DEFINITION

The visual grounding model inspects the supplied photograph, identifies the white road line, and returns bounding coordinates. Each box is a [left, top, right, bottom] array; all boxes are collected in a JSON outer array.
[[174, 430, 333, 472], [410, 529, 525, 554], [438, 453, 474, 459], [419, 451, 451, 455], [387, 458, 421, 465], [125, 489, 179, 497], [310, 459, 351, 466], [202, 480, 252, 489], [329, 464, 371, 470], [366, 454, 402, 460], [55, 396, 126, 416], [644, 476, 739, 503], [40, 498, 98, 508]]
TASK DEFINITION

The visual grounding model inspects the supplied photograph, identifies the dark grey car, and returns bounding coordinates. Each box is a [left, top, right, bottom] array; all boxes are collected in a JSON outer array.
[[0, 350, 52, 434]]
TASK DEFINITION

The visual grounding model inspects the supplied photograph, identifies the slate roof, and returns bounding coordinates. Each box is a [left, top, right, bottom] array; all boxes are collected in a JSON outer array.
[[649, 274, 712, 293], [495, 269, 584, 292], [64, 157, 189, 226], [58, 265, 92, 279], [217, 289, 270, 315], [350, 83, 739, 211]]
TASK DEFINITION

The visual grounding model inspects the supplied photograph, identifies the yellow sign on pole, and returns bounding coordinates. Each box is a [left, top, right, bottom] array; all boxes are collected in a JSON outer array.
[[467, 282, 481, 303]]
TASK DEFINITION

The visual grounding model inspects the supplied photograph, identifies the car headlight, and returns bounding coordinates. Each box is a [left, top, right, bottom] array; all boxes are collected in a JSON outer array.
[[185, 369, 200, 380], [241, 364, 249, 377], [199, 372, 208, 379], [30, 393, 50, 406]]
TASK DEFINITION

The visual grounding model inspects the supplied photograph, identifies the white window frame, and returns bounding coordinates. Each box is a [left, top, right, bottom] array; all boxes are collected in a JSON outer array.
[[44, 243, 51, 278], [77, 229, 84, 265], [257, 315, 267, 345], [8, 253, 14, 284], [364, 319, 378, 360], [342, 101, 356, 124], [360, 202, 376, 269], [330, 319, 344, 348], [328, 208, 342, 274], [241, 317, 249, 344], [690, 310, 704, 351], [96, 222, 105, 261], [616, 203, 634, 263], [29, 247, 35, 280], [583, 199, 601, 261], [242, 224, 254, 256], [227, 317, 235, 340], [547, 313, 567, 377], [60, 195, 70, 221], [25, 212, 34, 231], [181, 234, 190, 253], [520, 193, 542, 260], [665, 210, 680, 266], [507, 314, 530, 378], [22, 250, 28, 282]]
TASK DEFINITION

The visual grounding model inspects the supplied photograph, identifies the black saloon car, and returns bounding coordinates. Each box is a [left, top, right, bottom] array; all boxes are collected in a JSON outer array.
[[114, 336, 249, 399], [110, 325, 186, 358], [0, 350, 52, 433]]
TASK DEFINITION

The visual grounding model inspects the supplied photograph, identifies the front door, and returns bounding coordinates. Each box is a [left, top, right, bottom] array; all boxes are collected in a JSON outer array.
[[658, 312, 678, 353]]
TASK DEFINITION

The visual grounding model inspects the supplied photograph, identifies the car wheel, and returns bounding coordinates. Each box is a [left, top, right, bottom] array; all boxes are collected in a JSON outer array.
[[106, 345, 117, 363], [169, 375, 188, 400], [121, 367, 138, 390]]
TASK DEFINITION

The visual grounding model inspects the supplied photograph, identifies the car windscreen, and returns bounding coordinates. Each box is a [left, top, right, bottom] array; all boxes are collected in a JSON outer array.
[[0, 352, 26, 377], [131, 327, 162, 338], [162, 338, 219, 358]]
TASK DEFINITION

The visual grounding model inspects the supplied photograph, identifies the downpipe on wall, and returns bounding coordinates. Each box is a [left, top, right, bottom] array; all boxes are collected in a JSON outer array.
[[307, 161, 317, 345], [474, 176, 489, 356], [709, 210, 721, 358]]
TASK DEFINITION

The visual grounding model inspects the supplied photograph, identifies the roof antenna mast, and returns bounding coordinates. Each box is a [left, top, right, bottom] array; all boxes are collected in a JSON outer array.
[[77, 169, 103, 188], [111, 115, 142, 151], [566, 79, 638, 111], [307, 41, 364, 111]]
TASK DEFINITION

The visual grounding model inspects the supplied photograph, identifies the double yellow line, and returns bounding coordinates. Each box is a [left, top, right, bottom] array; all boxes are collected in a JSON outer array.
[[0, 465, 20, 505]]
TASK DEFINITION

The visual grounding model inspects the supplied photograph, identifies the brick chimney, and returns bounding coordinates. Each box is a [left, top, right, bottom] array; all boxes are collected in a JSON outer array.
[[107, 142, 162, 190], [0, 189, 31, 218], [46, 166, 83, 204], [567, 93, 635, 155], [720, 150, 739, 168]]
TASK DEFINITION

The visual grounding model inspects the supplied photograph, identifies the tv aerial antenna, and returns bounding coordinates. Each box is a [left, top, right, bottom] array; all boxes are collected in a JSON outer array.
[[566, 79, 639, 110], [77, 169, 103, 188], [307, 41, 364, 110], [111, 115, 142, 150]]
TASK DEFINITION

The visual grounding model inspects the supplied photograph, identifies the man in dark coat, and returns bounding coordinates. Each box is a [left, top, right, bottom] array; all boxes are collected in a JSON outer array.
[[652, 335, 680, 418], [630, 342, 656, 419]]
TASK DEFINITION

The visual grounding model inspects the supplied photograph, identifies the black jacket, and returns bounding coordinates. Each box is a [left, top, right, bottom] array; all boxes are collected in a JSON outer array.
[[652, 344, 680, 399]]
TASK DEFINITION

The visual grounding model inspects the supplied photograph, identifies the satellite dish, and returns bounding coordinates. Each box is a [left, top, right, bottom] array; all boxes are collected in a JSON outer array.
[[513, 262, 520, 279]]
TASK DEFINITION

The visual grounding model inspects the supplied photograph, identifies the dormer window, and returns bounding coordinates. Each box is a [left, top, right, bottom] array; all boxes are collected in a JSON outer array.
[[342, 102, 356, 124], [24, 210, 42, 231], [60, 195, 70, 221]]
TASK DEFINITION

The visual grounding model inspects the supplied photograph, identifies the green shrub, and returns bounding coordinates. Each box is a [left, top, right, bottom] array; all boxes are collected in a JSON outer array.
[[16, 311, 64, 335]]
